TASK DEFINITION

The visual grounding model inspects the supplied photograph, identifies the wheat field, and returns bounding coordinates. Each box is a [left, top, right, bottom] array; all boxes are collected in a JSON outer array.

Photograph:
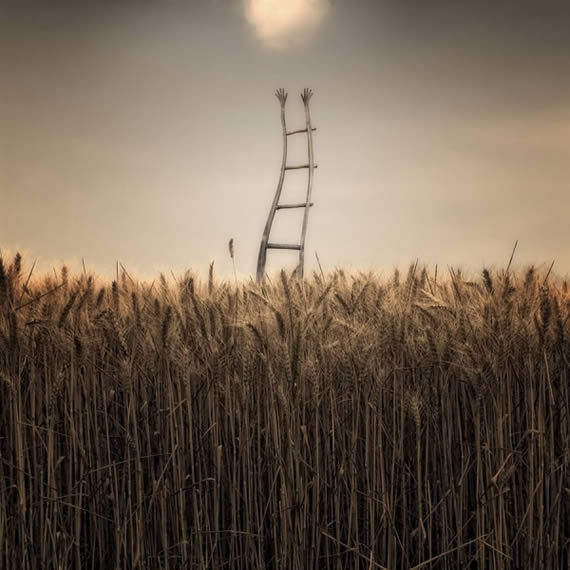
[[0, 253, 569, 569]]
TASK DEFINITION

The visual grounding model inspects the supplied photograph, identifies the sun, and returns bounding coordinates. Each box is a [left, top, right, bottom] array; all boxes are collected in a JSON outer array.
[[244, 0, 329, 50]]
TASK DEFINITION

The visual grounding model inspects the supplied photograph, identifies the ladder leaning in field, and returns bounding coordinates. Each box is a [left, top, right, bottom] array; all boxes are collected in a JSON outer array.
[[256, 88, 317, 283]]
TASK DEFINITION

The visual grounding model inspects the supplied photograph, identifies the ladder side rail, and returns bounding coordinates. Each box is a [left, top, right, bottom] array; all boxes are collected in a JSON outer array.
[[297, 88, 316, 280], [256, 89, 289, 283]]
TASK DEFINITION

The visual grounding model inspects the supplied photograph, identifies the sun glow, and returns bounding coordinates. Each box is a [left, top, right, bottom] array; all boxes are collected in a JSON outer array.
[[244, 0, 329, 50]]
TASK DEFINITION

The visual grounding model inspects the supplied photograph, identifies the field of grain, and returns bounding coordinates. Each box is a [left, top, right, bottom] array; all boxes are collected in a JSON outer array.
[[0, 253, 569, 569]]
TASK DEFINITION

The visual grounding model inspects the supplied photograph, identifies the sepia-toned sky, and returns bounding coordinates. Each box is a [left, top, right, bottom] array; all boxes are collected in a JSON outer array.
[[1, 0, 569, 280]]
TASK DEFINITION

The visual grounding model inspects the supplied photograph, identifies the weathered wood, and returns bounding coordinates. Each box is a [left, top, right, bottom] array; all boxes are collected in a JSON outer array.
[[256, 87, 317, 283], [267, 243, 301, 250], [284, 164, 318, 170], [256, 89, 288, 283], [297, 88, 316, 280], [286, 127, 317, 136], [276, 202, 314, 210]]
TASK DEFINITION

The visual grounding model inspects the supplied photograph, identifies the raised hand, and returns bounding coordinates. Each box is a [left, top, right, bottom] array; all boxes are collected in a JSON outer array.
[[275, 88, 288, 106]]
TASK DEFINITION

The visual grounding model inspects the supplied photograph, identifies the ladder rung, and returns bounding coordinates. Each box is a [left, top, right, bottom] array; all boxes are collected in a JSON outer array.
[[267, 243, 301, 250], [286, 127, 317, 136], [276, 202, 314, 210], [284, 164, 318, 170]]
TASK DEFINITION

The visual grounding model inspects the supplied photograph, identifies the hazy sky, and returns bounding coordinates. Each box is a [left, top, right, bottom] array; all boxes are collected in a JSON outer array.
[[1, 0, 569, 280]]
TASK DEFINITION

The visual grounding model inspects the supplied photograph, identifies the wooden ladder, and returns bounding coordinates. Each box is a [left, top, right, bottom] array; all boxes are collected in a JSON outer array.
[[256, 88, 317, 283]]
